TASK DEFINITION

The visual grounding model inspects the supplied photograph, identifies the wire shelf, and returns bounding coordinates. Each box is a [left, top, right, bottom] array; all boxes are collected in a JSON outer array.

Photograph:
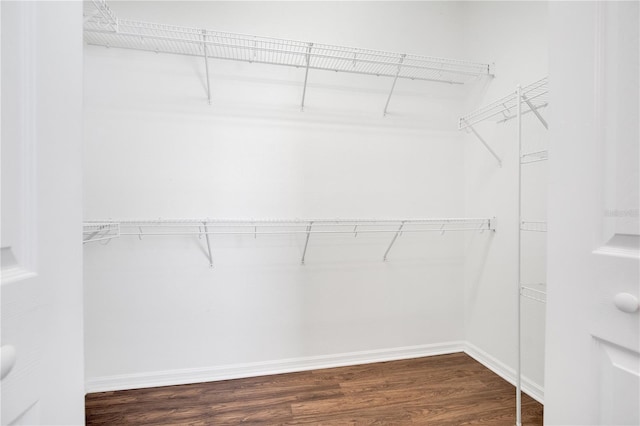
[[84, 217, 495, 237], [83, 1, 491, 86], [520, 150, 548, 164], [83, 222, 120, 244], [459, 77, 548, 130], [83, 0, 118, 33], [83, 217, 495, 265], [520, 221, 547, 233], [520, 284, 547, 303]]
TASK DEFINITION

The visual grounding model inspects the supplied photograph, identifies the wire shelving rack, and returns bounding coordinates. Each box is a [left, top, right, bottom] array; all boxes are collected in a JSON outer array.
[[83, 0, 492, 111], [514, 80, 549, 426], [459, 77, 549, 426], [83, 217, 495, 266], [458, 77, 549, 166]]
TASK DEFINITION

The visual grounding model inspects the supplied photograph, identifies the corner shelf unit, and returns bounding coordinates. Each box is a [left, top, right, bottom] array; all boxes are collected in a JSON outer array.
[[83, 0, 492, 112], [459, 77, 548, 426], [458, 77, 548, 166], [83, 217, 495, 266]]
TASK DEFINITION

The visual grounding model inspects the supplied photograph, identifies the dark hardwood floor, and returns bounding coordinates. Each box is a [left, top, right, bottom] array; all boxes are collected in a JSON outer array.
[[85, 353, 543, 425]]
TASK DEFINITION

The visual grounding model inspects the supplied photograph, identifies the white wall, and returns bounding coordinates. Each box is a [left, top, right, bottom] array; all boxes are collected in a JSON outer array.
[[83, 1, 480, 389], [83, 1, 549, 397], [461, 1, 548, 401]]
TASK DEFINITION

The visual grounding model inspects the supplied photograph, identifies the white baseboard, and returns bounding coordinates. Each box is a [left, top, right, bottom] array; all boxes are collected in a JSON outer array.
[[464, 342, 544, 404], [86, 341, 545, 404], [85, 341, 465, 393]]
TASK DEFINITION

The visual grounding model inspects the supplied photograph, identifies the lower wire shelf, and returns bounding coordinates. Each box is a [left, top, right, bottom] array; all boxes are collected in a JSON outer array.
[[83, 217, 496, 266], [520, 284, 547, 303], [520, 221, 547, 232]]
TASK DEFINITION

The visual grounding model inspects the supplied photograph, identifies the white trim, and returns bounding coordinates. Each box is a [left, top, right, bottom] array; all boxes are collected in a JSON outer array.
[[85, 341, 465, 393], [464, 342, 544, 404]]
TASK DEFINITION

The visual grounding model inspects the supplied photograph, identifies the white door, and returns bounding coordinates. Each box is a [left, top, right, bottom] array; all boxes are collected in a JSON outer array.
[[1, 2, 85, 425], [545, 2, 639, 425], [1, 2, 45, 423]]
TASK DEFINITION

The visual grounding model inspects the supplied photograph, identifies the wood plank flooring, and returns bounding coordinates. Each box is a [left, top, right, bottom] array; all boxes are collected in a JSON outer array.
[[85, 353, 543, 425]]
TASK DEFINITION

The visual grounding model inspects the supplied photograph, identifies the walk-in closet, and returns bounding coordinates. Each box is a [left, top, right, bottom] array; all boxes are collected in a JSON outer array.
[[1, 1, 638, 425]]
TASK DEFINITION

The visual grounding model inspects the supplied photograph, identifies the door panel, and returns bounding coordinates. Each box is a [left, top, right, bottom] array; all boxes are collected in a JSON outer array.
[[546, 1, 639, 424], [1, 2, 43, 425], [596, 340, 640, 426], [589, 4, 640, 423]]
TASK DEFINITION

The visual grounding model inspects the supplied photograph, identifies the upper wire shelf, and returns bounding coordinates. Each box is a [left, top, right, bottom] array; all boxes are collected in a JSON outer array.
[[83, 217, 496, 266], [459, 77, 549, 130], [85, 218, 494, 238], [83, 0, 492, 102]]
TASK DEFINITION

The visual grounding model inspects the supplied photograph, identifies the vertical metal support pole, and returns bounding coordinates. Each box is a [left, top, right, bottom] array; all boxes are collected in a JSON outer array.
[[521, 94, 549, 129], [202, 30, 212, 105], [516, 85, 523, 426], [383, 221, 405, 261], [383, 54, 406, 116], [203, 221, 213, 268], [353, 225, 358, 237], [301, 221, 313, 265], [300, 43, 313, 112]]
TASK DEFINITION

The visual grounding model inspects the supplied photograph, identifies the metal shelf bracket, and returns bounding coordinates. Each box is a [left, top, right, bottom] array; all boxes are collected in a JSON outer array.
[[301, 221, 313, 265], [202, 30, 212, 105], [521, 94, 548, 129], [202, 221, 213, 267], [383, 54, 406, 116], [300, 43, 313, 112], [461, 118, 502, 167], [383, 221, 405, 261]]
